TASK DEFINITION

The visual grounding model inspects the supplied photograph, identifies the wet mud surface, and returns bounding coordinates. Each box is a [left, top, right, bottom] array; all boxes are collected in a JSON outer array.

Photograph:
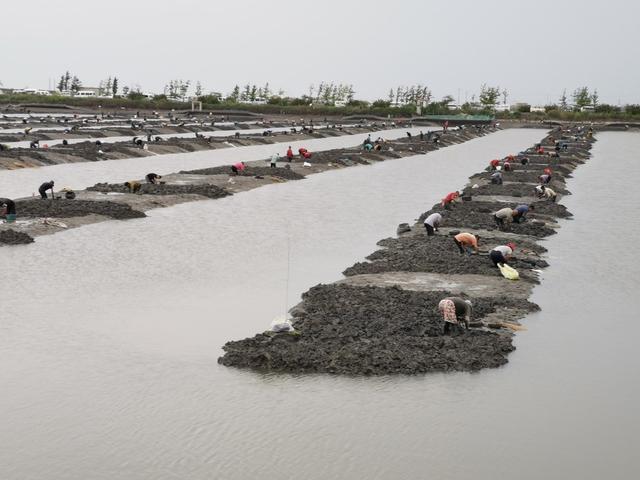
[[0, 229, 34, 245], [180, 166, 306, 181], [343, 234, 548, 280], [220, 284, 538, 374], [15, 198, 146, 220], [220, 126, 596, 375], [87, 183, 230, 199]]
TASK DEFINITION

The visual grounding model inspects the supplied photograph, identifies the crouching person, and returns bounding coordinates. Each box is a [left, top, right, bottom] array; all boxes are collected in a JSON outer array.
[[438, 297, 472, 334]]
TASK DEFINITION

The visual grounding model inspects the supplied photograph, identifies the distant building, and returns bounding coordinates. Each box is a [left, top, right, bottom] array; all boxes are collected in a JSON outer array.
[[493, 104, 511, 112], [531, 106, 546, 113]]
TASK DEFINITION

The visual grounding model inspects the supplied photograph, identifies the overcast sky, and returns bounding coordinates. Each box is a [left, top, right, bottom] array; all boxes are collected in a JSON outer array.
[[1, 0, 638, 105]]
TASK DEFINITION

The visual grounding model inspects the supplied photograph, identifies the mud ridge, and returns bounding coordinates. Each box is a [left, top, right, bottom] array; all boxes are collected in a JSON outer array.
[[219, 125, 596, 375]]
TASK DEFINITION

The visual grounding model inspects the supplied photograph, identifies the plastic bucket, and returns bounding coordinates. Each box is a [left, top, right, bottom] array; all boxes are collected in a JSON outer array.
[[6, 213, 16, 223]]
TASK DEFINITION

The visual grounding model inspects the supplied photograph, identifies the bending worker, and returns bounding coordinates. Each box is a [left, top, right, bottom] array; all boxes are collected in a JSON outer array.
[[441, 191, 460, 209], [1, 198, 17, 222], [438, 297, 472, 333], [146, 173, 161, 184], [490, 242, 516, 267], [494, 207, 515, 227], [39, 180, 55, 199], [536, 185, 557, 202], [491, 171, 503, 185], [453, 232, 480, 255], [513, 204, 534, 223], [231, 161, 246, 175], [423, 212, 442, 236], [124, 181, 142, 193]]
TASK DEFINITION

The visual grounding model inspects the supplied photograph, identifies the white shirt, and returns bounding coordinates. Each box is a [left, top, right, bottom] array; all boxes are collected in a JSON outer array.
[[424, 213, 442, 227], [492, 245, 513, 257]]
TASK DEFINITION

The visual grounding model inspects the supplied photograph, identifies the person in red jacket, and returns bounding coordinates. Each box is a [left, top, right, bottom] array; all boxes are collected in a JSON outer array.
[[441, 191, 460, 209], [298, 148, 311, 159], [286, 146, 294, 162], [489, 159, 501, 170]]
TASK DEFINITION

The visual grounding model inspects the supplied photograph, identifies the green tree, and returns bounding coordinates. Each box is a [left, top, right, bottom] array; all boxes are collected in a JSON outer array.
[[70, 76, 82, 93], [479, 84, 500, 107], [572, 87, 591, 108], [228, 85, 240, 102], [591, 89, 599, 107], [559, 89, 568, 110], [195, 81, 202, 97], [372, 99, 391, 108], [112, 77, 118, 96]]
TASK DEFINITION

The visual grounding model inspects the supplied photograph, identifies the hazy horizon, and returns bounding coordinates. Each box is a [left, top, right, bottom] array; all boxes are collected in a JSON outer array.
[[1, 0, 638, 105]]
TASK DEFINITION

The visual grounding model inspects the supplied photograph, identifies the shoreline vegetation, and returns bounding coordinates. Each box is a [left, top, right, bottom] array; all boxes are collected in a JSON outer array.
[[4, 94, 640, 122], [218, 126, 594, 375]]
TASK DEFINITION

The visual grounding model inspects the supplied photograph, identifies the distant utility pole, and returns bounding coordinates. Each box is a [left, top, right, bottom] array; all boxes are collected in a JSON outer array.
[[457, 88, 461, 107]]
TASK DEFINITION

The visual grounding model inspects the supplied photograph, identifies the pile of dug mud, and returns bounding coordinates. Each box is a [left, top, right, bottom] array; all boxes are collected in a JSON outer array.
[[343, 234, 548, 280], [0, 229, 34, 245], [15, 198, 146, 220], [220, 284, 539, 374], [180, 165, 306, 181], [87, 183, 231, 199], [219, 126, 595, 375]]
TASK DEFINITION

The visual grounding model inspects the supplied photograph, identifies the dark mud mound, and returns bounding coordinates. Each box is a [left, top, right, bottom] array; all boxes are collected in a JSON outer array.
[[305, 149, 370, 165], [420, 202, 557, 237], [180, 165, 305, 180], [87, 183, 230, 199], [343, 234, 547, 278], [219, 284, 536, 374], [15, 199, 146, 220], [0, 229, 34, 245], [468, 182, 569, 197]]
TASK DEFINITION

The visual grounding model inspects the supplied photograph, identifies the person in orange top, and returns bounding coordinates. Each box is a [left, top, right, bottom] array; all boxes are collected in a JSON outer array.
[[453, 232, 480, 255], [286, 146, 294, 162]]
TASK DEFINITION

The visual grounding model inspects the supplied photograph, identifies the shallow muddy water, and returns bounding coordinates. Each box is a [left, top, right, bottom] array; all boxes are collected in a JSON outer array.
[[0, 126, 432, 198], [3, 129, 636, 480]]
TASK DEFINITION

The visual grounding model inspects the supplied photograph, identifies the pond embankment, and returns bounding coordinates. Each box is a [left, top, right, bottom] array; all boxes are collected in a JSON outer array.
[[0, 125, 496, 244], [218, 126, 595, 375]]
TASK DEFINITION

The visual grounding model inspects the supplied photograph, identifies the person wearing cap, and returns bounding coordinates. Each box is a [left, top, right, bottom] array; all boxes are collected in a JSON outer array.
[[38, 180, 55, 199], [489, 159, 501, 170], [490, 243, 516, 267], [423, 212, 442, 236], [438, 296, 472, 333], [0, 198, 16, 222], [513, 204, 534, 223], [493, 207, 514, 227], [441, 191, 460, 209], [453, 232, 480, 254]]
